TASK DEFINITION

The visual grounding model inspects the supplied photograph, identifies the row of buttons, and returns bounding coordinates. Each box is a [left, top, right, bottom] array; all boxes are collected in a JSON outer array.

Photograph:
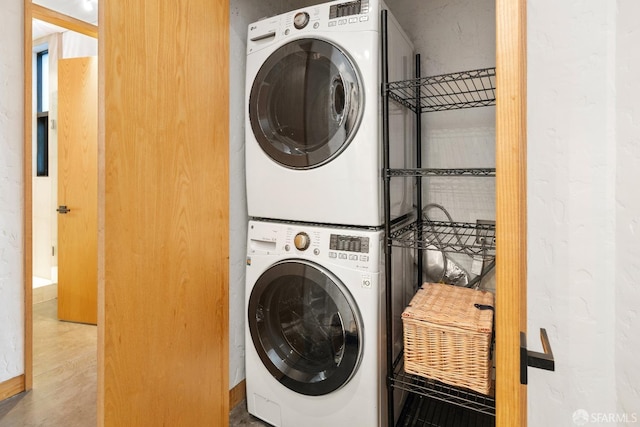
[[328, 15, 369, 27], [329, 252, 369, 262]]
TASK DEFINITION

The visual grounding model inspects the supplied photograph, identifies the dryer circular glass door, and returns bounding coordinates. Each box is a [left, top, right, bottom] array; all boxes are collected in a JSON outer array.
[[249, 38, 363, 169], [248, 259, 363, 396]]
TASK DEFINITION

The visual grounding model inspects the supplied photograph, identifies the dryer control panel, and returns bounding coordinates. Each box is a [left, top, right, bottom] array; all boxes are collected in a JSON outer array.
[[247, 0, 379, 54]]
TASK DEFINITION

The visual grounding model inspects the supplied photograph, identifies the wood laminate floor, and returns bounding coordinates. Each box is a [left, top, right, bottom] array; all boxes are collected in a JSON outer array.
[[0, 299, 97, 427], [0, 299, 268, 427]]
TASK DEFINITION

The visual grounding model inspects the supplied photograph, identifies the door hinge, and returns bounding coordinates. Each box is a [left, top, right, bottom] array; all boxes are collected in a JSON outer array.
[[520, 328, 555, 385]]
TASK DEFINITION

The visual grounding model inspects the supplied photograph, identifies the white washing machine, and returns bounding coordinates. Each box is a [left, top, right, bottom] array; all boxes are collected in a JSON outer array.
[[245, 219, 409, 426], [245, 0, 414, 227]]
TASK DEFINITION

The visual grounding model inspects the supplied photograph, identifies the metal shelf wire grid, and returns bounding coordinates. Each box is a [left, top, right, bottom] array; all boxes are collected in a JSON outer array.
[[387, 68, 496, 113], [387, 168, 496, 178], [396, 393, 495, 427], [389, 219, 496, 256], [392, 356, 496, 419]]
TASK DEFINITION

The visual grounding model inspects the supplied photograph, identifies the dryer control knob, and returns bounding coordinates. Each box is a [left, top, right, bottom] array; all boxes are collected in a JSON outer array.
[[294, 232, 311, 251], [293, 12, 310, 29]]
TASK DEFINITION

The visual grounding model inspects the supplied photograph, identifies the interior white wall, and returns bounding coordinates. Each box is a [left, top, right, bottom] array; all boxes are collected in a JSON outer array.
[[33, 0, 97, 25], [528, 0, 640, 425], [614, 2, 640, 416], [0, 0, 25, 383], [228, 0, 319, 390], [61, 31, 98, 58]]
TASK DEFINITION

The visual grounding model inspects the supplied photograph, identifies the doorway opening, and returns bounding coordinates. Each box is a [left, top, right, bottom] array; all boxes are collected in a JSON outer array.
[[23, 4, 99, 424]]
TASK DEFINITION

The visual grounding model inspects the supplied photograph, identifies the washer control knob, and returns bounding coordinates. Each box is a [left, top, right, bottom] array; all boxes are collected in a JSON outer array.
[[293, 12, 310, 29], [294, 232, 311, 251]]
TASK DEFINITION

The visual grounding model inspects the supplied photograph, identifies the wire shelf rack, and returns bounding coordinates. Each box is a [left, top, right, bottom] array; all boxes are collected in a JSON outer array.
[[387, 68, 496, 113], [389, 219, 496, 256], [396, 393, 495, 427], [392, 356, 496, 419], [387, 168, 496, 178]]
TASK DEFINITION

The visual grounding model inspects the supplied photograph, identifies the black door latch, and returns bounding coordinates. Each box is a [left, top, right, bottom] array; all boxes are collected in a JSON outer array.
[[520, 328, 555, 385]]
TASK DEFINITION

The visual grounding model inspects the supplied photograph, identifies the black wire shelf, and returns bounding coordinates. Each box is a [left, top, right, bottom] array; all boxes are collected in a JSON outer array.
[[392, 356, 496, 420], [387, 168, 496, 178], [389, 219, 496, 256], [396, 393, 495, 427], [387, 68, 496, 113]]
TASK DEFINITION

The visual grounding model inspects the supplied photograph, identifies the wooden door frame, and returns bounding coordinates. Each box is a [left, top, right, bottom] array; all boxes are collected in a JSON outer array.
[[495, 0, 527, 425], [22, 0, 98, 392]]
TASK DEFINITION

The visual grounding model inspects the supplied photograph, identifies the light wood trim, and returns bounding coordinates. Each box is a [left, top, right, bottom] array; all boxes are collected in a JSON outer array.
[[23, 0, 34, 392], [229, 380, 246, 410], [0, 375, 25, 401], [31, 3, 97, 39], [100, 0, 229, 425], [96, 0, 105, 423], [495, 0, 527, 426]]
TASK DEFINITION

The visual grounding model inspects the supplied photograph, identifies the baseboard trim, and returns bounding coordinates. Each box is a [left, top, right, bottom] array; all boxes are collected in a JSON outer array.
[[0, 374, 25, 401], [229, 379, 246, 410]]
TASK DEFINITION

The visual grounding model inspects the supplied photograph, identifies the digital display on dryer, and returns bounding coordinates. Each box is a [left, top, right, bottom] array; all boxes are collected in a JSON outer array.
[[330, 234, 369, 253], [329, 0, 366, 19]]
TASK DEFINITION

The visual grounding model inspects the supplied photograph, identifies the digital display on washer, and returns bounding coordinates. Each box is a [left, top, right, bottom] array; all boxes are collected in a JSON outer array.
[[330, 234, 369, 253], [329, 0, 365, 19]]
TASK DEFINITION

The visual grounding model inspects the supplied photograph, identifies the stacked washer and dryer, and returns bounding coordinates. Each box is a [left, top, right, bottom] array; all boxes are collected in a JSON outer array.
[[244, 1, 414, 426]]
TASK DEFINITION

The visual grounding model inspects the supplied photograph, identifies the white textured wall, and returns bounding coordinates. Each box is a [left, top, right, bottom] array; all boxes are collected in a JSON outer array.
[[228, 0, 317, 390], [0, 0, 24, 383], [614, 2, 640, 416], [528, 0, 640, 424]]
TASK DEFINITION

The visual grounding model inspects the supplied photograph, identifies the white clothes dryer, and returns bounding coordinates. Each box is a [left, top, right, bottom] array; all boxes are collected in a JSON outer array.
[[245, 219, 409, 427], [245, 0, 414, 227]]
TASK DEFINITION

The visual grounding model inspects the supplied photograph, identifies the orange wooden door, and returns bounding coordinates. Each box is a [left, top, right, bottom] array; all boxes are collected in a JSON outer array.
[[100, 0, 229, 425], [57, 56, 98, 325]]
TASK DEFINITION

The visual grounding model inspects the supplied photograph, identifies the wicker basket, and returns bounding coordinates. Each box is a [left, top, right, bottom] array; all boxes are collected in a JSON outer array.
[[402, 282, 494, 395]]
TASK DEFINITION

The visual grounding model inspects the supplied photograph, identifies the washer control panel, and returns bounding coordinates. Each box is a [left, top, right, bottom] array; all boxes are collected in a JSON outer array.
[[248, 221, 381, 272]]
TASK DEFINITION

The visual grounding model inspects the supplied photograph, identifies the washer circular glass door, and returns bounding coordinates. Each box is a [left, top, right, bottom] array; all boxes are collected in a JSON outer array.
[[249, 38, 363, 169], [248, 259, 363, 396]]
